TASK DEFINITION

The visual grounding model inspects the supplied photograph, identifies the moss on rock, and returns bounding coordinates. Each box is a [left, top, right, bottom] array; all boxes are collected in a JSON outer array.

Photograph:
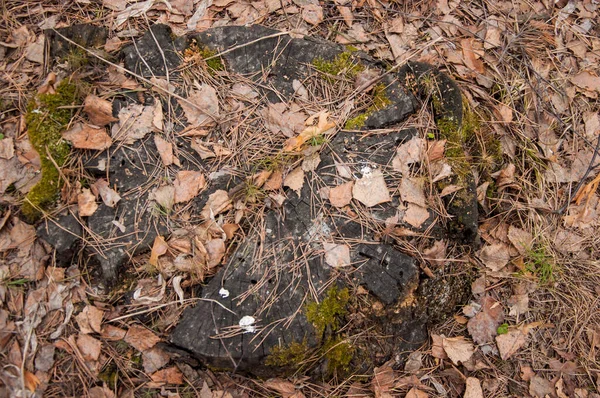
[[22, 80, 79, 221]]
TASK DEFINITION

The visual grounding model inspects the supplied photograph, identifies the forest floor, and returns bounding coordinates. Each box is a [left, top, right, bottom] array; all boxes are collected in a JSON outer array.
[[1, 0, 600, 397]]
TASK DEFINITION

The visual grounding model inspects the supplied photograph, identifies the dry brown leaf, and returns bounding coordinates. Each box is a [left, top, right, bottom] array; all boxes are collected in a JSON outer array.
[[261, 103, 306, 138], [206, 239, 226, 268], [125, 325, 160, 352], [323, 242, 351, 268], [302, 152, 321, 172], [191, 139, 216, 159], [0, 137, 15, 159], [571, 71, 600, 93], [442, 336, 475, 365], [423, 240, 447, 266], [464, 377, 484, 398], [222, 224, 239, 240], [114, 0, 154, 27], [329, 181, 354, 208], [440, 184, 462, 197], [404, 351, 422, 373], [284, 167, 305, 197], [142, 347, 171, 373], [496, 326, 528, 360], [264, 170, 283, 191], [149, 236, 169, 268], [507, 293, 529, 317], [371, 365, 395, 398], [111, 103, 155, 144], [23, 370, 40, 393], [430, 334, 448, 359], [174, 171, 206, 203], [353, 169, 390, 207], [78, 188, 98, 217], [263, 378, 299, 398], [83, 95, 118, 126], [400, 177, 427, 207], [77, 333, 102, 361], [467, 296, 504, 345], [62, 123, 112, 150], [301, 3, 323, 25], [284, 112, 335, 152], [461, 38, 485, 74], [495, 103, 513, 123], [403, 203, 430, 228], [91, 179, 121, 207], [478, 243, 510, 272], [405, 387, 428, 398], [507, 226, 533, 256], [151, 185, 175, 211], [88, 385, 115, 398], [179, 85, 219, 127], [583, 111, 600, 139], [393, 136, 424, 173], [201, 190, 231, 219], [335, 0, 353, 27], [529, 375, 555, 398], [75, 305, 104, 334], [484, 26, 502, 49], [150, 366, 184, 385], [100, 325, 127, 341], [154, 135, 176, 167]]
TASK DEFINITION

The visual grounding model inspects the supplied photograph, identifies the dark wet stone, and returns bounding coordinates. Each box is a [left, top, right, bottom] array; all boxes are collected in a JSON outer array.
[[36, 211, 82, 267], [46, 24, 107, 59], [354, 243, 418, 305], [122, 24, 183, 77]]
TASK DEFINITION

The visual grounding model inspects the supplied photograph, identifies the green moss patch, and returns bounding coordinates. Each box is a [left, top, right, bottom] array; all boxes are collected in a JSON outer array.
[[305, 286, 350, 337], [22, 80, 79, 221], [186, 39, 225, 74], [344, 83, 392, 130], [313, 51, 364, 81]]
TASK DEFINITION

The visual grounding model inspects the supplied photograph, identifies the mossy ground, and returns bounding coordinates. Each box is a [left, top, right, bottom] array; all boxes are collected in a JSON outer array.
[[22, 80, 79, 221], [344, 83, 392, 130], [266, 286, 355, 377], [184, 39, 225, 74]]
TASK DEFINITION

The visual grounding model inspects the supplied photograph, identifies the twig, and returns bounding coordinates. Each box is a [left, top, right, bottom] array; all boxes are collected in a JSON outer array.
[[107, 298, 236, 322]]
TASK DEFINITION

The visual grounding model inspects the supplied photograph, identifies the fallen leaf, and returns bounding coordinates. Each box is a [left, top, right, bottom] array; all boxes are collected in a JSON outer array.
[[496, 326, 528, 360], [25, 35, 44, 64], [353, 169, 390, 207], [206, 239, 226, 268], [302, 152, 321, 172], [301, 3, 324, 25], [23, 370, 40, 393], [154, 135, 176, 167], [114, 0, 154, 28], [261, 103, 306, 138], [91, 179, 121, 207], [284, 112, 336, 151], [423, 240, 447, 266], [404, 351, 422, 373], [100, 325, 127, 341], [478, 243, 511, 272], [84, 95, 118, 126], [467, 296, 504, 345], [464, 377, 484, 398], [432, 162, 453, 183], [88, 385, 115, 398], [150, 366, 184, 385], [323, 242, 351, 268], [151, 185, 175, 211], [63, 123, 112, 150], [507, 293, 529, 317], [201, 190, 231, 219], [495, 103, 513, 123], [484, 26, 502, 49], [583, 111, 600, 139], [142, 347, 171, 373], [35, 344, 56, 372], [174, 171, 206, 203], [427, 139, 446, 162], [461, 38, 485, 74], [393, 136, 424, 173], [400, 177, 427, 207], [405, 387, 428, 398], [284, 167, 305, 197], [507, 226, 533, 256], [442, 336, 475, 365], [329, 181, 354, 208], [78, 188, 98, 217], [571, 71, 600, 93], [263, 378, 299, 397], [371, 365, 395, 398], [191, 139, 216, 159], [335, 0, 353, 26], [0, 137, 14, 159], [149, 236, 169, 268], [75, 305, 104, 334], [111, 103, 155, 144], [264, 170, 283, 191], [403, 203, 430, 228], [529, 375, 555, 398], [179, 85, 219, 127], [430, 334, 448, 359], [77, 333, 102, 361], [125, 325, 160, 352]]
